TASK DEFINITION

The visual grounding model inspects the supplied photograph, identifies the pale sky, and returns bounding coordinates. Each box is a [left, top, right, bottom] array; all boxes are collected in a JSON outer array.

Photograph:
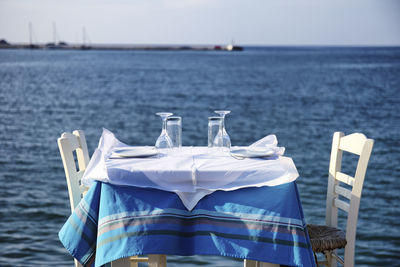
[[0, 0, 399, 46]]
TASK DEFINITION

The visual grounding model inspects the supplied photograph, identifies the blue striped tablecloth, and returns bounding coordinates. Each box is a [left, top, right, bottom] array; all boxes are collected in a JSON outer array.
[[59, 181, 316, 267]]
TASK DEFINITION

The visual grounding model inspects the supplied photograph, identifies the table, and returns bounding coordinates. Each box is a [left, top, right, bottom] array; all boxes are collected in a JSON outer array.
[[59, 180, 316, 267], [82, 130, 299, 210]]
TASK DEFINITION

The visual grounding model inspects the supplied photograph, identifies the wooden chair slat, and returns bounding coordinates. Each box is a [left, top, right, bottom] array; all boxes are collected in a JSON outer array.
[[334, 184, 352, 200], [79, 184, 88, 194], [338, 133, 367, 155], [335, 171, 355, 186], [334, 198, 350, 213]]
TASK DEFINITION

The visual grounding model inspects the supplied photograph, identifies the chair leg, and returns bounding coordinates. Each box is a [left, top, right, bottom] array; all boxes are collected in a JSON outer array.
[[244, 259, 259, 267], [313, 252, 331, 267], [74, 258, 83, 267], [243, 260, 278, 267], [259, 262, 279, 267], [323, 250, 336, 267], [313, 252, 320, 267], [111, 257, 131, 267]]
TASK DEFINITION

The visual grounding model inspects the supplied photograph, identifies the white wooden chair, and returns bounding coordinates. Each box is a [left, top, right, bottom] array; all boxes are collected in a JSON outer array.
[[307, 132, 374, 267], [58, 130, 166, 267], [58, 130, 90, 213]]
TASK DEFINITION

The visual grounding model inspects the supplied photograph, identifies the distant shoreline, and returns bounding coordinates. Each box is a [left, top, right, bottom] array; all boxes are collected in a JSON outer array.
[[0, 41, 243, 51], [0, 42, 398, 52]]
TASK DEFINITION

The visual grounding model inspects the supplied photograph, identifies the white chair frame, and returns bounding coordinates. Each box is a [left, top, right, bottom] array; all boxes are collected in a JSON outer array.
[[58, 130, 90, 267], [58, 130, 90, 213], [319, 132, 374, 267], [58, 130, 167, 267]]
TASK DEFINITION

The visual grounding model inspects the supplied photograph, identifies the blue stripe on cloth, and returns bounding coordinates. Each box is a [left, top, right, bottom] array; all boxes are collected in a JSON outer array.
[[59, 181, 316, 267], [59, 181, 102, 267], [98, 208, 305, 229], [98, 214, 307, 241]]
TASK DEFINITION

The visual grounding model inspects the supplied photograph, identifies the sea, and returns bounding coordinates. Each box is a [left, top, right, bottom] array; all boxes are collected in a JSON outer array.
[[0, 47, 399, 266]]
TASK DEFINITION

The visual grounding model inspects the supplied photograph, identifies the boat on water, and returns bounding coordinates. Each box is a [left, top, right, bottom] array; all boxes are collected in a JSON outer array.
[[226, 39, 243, 51], [226, 44, 243, 51]]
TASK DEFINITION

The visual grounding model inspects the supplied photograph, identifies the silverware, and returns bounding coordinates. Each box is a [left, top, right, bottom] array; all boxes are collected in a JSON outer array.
[[229, 152, 245, 160]]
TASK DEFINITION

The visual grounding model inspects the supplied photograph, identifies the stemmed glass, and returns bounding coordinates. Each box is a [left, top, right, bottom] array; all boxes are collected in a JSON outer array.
[[213, 110, 231, 148], [155, 112, 173, 149]]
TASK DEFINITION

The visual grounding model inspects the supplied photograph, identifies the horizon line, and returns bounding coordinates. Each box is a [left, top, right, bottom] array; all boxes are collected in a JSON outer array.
[[1, 39, 400, 48]]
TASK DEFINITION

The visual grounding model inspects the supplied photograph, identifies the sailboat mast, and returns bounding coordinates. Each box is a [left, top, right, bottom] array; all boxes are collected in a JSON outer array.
[[82, 27, 86, 46], [29, 22, 32, 45], [53, 22, 57, 44]]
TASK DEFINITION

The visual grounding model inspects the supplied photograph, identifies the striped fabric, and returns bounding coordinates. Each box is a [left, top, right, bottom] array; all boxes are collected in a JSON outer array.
[[59, 181, 316, 267]]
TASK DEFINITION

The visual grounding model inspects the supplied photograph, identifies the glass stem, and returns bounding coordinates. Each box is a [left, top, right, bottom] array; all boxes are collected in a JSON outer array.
[[219, 116, 224, 146], [162, 118, 167, 133]]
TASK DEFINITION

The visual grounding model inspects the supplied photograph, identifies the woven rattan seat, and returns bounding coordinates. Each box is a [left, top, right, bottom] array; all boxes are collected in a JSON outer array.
[[307, 224, 347, 253]]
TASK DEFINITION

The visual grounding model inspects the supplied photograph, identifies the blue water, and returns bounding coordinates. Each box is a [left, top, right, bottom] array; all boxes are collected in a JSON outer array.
[[0, 47, 399, 266]]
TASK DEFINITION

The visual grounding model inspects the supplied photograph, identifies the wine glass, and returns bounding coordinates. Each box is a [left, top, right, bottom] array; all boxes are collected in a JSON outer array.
[[213, 110, 231, 148], [208, 116, 222, 148], [155, 112, 173, 149]]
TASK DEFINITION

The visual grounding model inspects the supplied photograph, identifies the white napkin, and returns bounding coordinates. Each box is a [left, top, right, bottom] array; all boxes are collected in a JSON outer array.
[[82, 128, 128, 186], [249, 134, 285, 156]]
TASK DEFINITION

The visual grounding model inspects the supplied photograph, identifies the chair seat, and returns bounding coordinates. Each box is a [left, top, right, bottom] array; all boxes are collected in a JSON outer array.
[[307, 224, 347, 253]]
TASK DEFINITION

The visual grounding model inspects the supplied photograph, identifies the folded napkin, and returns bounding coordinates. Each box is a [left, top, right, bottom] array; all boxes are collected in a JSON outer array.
[[250, 134, 285, 156], [82, 128, 299, 210]]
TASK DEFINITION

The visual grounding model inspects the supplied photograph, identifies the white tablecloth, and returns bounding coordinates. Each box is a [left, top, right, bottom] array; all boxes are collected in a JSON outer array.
[[82, 128, 299, 210]]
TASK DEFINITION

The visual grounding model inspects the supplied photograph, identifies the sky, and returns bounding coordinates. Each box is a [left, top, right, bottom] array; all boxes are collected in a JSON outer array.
[[0, 0, 399, 46]]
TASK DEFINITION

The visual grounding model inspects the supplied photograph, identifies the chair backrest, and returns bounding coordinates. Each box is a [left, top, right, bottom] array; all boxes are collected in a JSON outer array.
[[325, 132, 374, 266], [58, 131, 162, 267], [58, 130, 90, 213]]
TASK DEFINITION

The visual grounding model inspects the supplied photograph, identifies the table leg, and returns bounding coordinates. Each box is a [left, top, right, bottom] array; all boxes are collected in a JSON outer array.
[[244, 259, 258, 267], [259, 262, 279, 267], [244, 260, 279, 267], [148, 254, 167, 267]]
